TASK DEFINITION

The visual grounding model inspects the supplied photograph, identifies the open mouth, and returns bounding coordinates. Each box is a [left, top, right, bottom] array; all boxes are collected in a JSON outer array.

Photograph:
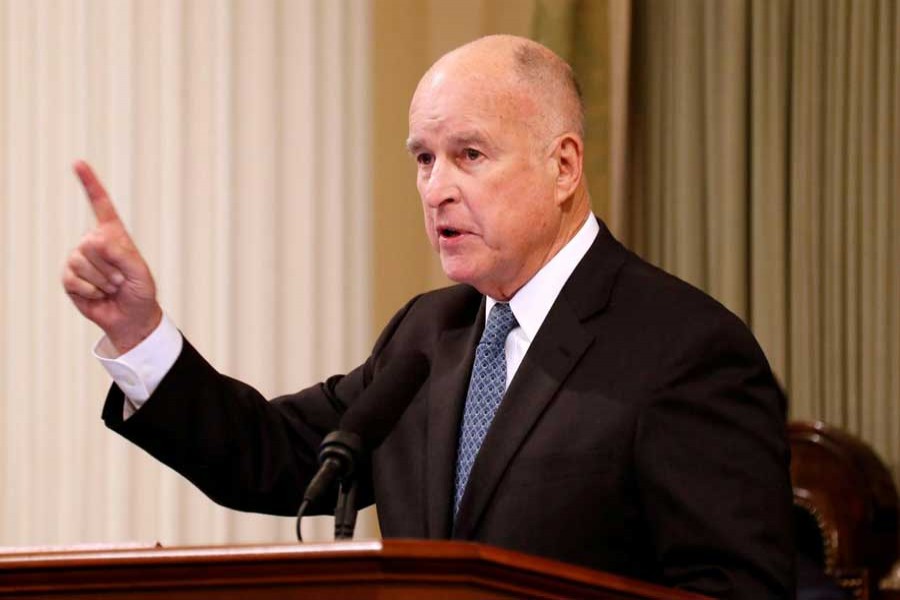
[[440, 227, 462, 238]]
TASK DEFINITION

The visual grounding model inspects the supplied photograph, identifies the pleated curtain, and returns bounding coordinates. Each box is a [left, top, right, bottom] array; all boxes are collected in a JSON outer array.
[[615, 0, 900, 475], [0, 0, 373, 547], [537, 0, 899, 478]]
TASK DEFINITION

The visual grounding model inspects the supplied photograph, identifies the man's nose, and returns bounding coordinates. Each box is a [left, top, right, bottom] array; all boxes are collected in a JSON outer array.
[[422, 159, 460, 208]]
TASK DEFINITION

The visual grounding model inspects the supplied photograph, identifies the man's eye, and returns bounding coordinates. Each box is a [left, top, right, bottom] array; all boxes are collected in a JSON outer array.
[[417, 153, 434, 166], [464, 148, 482, 161]]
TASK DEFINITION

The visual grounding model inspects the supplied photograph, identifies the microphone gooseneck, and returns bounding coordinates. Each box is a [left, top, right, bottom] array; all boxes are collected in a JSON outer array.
[[296, 352, 430, 541]]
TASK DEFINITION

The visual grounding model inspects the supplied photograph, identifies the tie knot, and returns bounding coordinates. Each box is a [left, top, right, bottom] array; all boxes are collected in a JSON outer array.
[[481, 303, 517, 348]]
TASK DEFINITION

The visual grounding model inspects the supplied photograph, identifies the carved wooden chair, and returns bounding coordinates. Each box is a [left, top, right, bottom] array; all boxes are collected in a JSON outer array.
[[789, 421, 899, 600]]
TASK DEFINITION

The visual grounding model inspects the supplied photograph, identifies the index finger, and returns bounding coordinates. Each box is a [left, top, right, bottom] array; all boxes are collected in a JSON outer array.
[[73, 160, 120, 224]]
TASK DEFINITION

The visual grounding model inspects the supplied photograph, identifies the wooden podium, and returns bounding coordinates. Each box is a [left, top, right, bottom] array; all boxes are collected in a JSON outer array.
[[0, 539, 710, 599]]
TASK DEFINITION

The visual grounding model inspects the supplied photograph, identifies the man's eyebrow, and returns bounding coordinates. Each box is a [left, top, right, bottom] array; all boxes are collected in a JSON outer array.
[[405, 131, 495, 155], [405, 137, 426, 154]]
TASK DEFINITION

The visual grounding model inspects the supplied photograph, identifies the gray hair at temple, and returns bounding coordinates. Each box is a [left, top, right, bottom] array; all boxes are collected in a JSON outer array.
[[510, 38, 586, 141]]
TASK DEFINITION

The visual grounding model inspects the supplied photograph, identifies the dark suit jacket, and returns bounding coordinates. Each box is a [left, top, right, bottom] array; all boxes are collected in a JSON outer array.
[[103, 221, 795, 598]]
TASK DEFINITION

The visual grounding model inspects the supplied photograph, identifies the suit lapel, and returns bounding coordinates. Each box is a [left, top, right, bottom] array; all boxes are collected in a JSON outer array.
[[425, 300, 485, 539], [451, 221, 627, 538], [451, 299, 592, 538]]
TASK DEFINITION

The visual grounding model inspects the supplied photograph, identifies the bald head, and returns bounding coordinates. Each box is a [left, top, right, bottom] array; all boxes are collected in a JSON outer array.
[[507, 38, 585, 139], [407, 35, 591, 300], [415, 35, 585, 145]]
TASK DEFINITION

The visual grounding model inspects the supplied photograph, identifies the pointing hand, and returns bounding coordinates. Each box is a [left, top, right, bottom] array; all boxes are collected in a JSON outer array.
[[62, 161, 163, 354]]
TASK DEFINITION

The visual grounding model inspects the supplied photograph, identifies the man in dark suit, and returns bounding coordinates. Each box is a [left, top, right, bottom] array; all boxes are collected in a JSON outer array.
[[63, 35, 794, 598]]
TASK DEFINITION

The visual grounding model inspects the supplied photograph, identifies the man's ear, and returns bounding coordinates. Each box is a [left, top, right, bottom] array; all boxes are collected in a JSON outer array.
[[554, 134, 584, 205]]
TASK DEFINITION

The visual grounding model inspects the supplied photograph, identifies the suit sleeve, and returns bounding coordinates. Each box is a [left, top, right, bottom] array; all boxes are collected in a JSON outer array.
[[634, 312, 795, 599], [101, 294, 422, 517]]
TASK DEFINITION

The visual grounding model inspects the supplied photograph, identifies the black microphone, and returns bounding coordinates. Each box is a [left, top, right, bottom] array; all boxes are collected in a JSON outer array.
[[296, 352, 430, 540]]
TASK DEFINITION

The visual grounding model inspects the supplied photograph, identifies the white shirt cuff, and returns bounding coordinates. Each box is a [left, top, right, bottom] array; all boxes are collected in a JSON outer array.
[[94, 314, 184, 415]]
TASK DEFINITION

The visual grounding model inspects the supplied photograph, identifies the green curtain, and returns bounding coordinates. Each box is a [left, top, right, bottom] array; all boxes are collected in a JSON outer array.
[[538, 0, 900, 476], [533, 0, 611, 221]]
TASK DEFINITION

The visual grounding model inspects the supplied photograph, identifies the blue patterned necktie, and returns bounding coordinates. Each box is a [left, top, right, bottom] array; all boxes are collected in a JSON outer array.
[[453, 302, 518, 517]]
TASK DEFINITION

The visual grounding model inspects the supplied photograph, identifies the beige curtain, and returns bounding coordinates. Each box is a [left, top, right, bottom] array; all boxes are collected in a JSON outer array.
[[371, 0, 538, 326], [0, 0, 373, 547], [625, 0, 900, 473]]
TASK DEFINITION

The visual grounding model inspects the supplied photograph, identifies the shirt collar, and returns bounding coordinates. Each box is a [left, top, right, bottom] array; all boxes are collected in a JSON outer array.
[[486, 214, 600, 340]]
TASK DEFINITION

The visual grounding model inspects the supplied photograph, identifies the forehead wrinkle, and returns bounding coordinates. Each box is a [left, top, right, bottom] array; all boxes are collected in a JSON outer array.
[[412, 64, 531, 118], [447, 129, 494, 149], [409, 64, 547, 159], [405, 129, 497, 158]]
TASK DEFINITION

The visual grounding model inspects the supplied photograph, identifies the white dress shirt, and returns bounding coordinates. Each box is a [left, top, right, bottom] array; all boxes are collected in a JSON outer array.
[[487, 214, 599, 388], [96, 214, 600, 417]]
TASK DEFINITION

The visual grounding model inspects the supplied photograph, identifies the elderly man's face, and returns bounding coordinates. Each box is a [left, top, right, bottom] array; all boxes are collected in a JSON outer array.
[[407, 69, 562, 300]]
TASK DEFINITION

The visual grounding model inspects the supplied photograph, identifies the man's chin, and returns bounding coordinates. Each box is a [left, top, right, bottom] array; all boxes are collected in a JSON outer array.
[[439, 259, 479, 287], [440, 264, 505, 299]]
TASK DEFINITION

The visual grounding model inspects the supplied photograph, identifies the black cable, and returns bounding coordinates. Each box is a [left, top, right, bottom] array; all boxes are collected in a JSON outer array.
[[295, 499, 310, 541]]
